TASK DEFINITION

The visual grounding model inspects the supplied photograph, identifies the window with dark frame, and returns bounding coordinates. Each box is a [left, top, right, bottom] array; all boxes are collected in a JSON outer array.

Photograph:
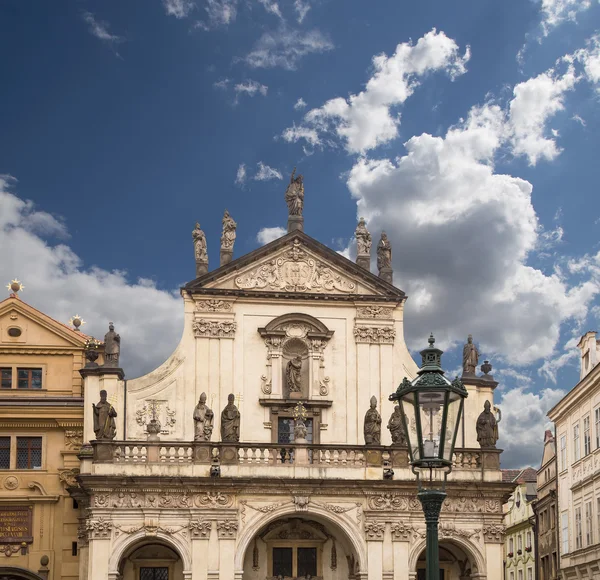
[[139, 568, 169, 580], [1, 368, 11, 389], [297, 547, 317, 577], [17, 368, 42, 389], [72, 541, 78, 556], [273, 547, 293, 577], [16, 437, 42, 469], [0, 437, 10, 469]]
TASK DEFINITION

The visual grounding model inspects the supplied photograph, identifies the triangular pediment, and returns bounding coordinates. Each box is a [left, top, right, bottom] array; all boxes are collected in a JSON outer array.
[[184, 231, 405, 300], [0, 297, 89, 348]]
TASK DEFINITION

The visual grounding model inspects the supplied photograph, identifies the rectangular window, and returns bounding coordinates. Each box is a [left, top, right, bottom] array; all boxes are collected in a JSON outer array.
[[585, 501, 593, 545], [273, 547, 293, 577], [584, 416, 591, 455], [0, 368, 11, 389], [517, 534, 522, 551], [527, 568, 532, 580], [518, 571, 523, 580], [526, 531, 532, 549], [560, 435, 567, 470], [574, 424, 580, 462], [71, 541, 78, 557], [509, 538, 514, 553], [16, 437, 42, 469], [510, 573, 514, 580], [561, 511, 569, 554], [595, 408, 600, 449], [277, 417, 314, 444], [0, 437, 10, 469], [17, 368, 42, 389], [140, 569, 168, 580], [297, 547, 317, 577], [575, 506, 582, 550]]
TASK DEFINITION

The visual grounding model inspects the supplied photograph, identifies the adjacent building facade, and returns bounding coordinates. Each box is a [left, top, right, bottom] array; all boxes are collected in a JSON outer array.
[[72, 188, 513, 580], [547, 331, 600, 580], [503, 469, 537, 580], [532, 430, 559, 580], [0, 289, 91, 580]]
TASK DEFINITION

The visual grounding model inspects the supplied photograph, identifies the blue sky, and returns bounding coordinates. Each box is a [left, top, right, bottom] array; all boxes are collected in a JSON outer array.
[[1, 0, 600, 467]]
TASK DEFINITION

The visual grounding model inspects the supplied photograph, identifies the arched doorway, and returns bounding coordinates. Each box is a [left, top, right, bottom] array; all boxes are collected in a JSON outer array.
[[242, 516, 361, 580], [118, 541, 183, 580], [413, 539, 483, 580], [0, 568, 46, 580]]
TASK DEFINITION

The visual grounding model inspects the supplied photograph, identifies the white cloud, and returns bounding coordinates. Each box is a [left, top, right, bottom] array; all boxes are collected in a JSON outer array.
[[213, 78, 231, 90], [194, 0, 238, 30], [234, 79, 268, 98], [243, 27, 333, 70], [281, 123, 322, 148], [294, 0, 311, 23], [82, 11, 125, 53], [257, 226, 286, 244], [258, 0, 283, 19], [235, 163, 247, 185], [496, 387, 566, 468], [0, 177, 182, 378], [575, 34, 600, 87], [540, 0, 592, 35], [572, 114, 586, 126], [163, 0, 196, 18], [294, 97, 307, 110], [254, 162, 283, 180], [283, 29, 470, 153]]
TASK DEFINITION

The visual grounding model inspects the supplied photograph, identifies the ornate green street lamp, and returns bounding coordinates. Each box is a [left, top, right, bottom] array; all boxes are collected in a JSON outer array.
[[389, 334, 468, 580]]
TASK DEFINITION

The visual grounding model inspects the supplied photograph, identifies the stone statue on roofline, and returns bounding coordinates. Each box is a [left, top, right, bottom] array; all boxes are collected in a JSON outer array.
[[193, 222, 208, 275], [221, 393, 241, 442], [355, 218, 372, 269], [387, 405, 407, 446], [476, 400, 499, 448], [193, 392, 214, 442], [103, 322, 120, 367], [285, 168, 304, 216], [364, 396, 382, 445], [462, 334, 479, 376], [93, 389, 117, 440], [221, 210, 237, 251]]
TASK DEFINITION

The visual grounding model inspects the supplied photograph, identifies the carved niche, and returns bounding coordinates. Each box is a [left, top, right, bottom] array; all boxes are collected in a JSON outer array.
[[258, 313, 334, 400]]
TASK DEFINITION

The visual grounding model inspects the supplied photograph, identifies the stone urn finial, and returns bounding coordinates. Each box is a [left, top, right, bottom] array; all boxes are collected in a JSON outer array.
[[481, 360, 492, 375]]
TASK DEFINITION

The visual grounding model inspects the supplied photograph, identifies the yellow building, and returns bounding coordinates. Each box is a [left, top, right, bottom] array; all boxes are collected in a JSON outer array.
[[0, 285, 90, 580]]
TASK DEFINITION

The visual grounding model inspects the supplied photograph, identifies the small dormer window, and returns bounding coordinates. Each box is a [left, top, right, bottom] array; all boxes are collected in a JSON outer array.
[[516, 492, 521, 508], [7, 327, 21, 337]]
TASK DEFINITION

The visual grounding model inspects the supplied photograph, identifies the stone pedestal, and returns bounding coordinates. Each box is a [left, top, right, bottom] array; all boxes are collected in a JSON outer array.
[[220, 249, 233, 267], [287, 215, 304, 233], [357, 255, 370, 270], [289, 391, 302, 400], [378, 267, 393, 284], [196, 260, 208, 277], [295, 442, 309, 465]]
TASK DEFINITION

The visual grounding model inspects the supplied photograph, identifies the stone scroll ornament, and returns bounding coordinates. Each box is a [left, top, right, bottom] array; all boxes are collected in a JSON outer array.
[[103, 322, 120, 367], [221, 393, 241, 442], [193, 392, 214, 442], [92, 389, 117, 440], [364, 396, 382, 445]]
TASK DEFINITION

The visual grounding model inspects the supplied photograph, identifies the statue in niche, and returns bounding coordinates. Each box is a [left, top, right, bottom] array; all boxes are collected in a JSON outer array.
[[377, 232, 392, 271], [220, 393, 241, 442], [387, 405, 407, 446], [355, 217, 372, 255], [476, 400, 499, 448], [285, 168, 304, 216], [192, 222, 208, 262], [193, 392, 214, 441], [92, 389, 117, 440], [285, 355, 303, 393], [364, 396, 382, 445], [103, 322, 120, 367], [462, 334, 479, 375], [221, 210, 237, 251]]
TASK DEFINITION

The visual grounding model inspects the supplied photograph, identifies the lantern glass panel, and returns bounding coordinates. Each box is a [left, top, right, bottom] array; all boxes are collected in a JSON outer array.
[[399, 392, 418, 461], [417, 389, 446, 460], [442, 393, 463, 461]]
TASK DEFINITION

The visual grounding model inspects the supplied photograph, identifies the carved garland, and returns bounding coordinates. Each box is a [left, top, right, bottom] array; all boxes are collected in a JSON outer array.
[[354, 325, 396, 344], [356, 306, 394, 319], [193, 319, 237, 339], [195, 299, 233, 312]]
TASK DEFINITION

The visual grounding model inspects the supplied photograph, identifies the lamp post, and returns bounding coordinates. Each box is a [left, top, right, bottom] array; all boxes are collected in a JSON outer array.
[[389, 334, 468, 580]]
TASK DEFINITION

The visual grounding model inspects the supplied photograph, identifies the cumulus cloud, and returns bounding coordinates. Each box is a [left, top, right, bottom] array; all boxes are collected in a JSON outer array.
[[294, 97, 307, 110], [82, 11, 125, 54], [163, 0, 196, 18], [194, 0, 238, 30], [497, 387, 566, 468], [235, 163, 247, 185], [254, 162, 283, 180], [0, 176, 182, 378], [540, 0, 592, 35], [243, 27, 333, 70], [575, 34, 600, 87], [257, 226, 286, 244], [282, 29, 470, 153]]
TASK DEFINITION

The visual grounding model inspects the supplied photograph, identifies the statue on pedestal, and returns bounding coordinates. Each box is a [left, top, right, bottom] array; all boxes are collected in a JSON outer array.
[[92, 389, 117, 440], [285, 169, 304, 216], [364, 396, 382, 445], [476, 400, 499, 448], [387, 405, 407, 446], [355, 218, 372, 255], [462, 334, 479, 375], [221, 394, 241, 442], [103, 322, 120, 367], [221, 210, 237, 252], [377, 232, 392, 271], [193, 223, 208, 261], [193, 392, 214, 441], [285, 356, 303, 393]]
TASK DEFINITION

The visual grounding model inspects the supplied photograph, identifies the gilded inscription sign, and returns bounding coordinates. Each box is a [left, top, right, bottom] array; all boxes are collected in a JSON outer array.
[[0, 506, 33, 543]]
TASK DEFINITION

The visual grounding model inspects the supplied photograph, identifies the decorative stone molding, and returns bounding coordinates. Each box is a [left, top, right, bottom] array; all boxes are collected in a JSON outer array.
[[86, 517, 112, 539], [364, 521, 385, 540], [135, 399, 176, 434], [234, 240, 357, 294], [293, 496, 310, 512], [482, 523, 506, 543], [442, 496, 500, 513], [195, 299, 233, 312], [58, 469, 79, 489], [3, 476, 19, 490], [0, 545, 21, 557], [195, 491, 233, 508], [356, 306, 393, 319], [102, 490, 202, 509], [190, 520, 212, 538], [367, 493, 420, 511], [216, 520, 238, 539], [312, 502, 357, 515], [64, 429, 83, 451], [261, 374, 272, 395], [439, 522, 481, 542], [240, 500, 290, 524], [192, 319, 237, 339], [319, 377, 330, 396], [354, 325, 396, 344], [390, 522, 424, 542]]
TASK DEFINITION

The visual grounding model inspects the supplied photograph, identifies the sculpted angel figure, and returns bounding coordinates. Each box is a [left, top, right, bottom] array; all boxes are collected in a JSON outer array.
[[193, 392, 214, 441], [355, 217, 372, 256], [192, 222, 208, 262], [221, 210, 237, 251], [364, 396, 382, 445], [285, 168, 304, 216]]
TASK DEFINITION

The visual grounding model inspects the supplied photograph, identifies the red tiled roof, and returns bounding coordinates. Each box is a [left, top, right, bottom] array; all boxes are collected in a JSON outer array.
[[502, 467, 537, 483]]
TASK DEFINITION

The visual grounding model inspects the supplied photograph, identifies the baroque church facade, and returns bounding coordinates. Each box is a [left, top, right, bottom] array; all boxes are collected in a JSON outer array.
[[72, 175, 512, 580]]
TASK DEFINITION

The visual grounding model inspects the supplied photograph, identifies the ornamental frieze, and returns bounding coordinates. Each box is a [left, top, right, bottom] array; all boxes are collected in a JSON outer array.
[[364, 521, 386, 540], [86, 517, 112, 539], [216, 520, 238, 539], [195, 299, 233, 312], [95, 490, 234, 510], [390, 522, 424, 542], [234, 240, 357, 294], [439, 522, 481, 542], [356, 306, 394, 319], [195, 491, 234, 508], [354, 325, 396, 344], [367, 493, 420, 511], [192, 319, 237, 339], [64, 429, 83, 451], [482, 523, 506, 543]]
